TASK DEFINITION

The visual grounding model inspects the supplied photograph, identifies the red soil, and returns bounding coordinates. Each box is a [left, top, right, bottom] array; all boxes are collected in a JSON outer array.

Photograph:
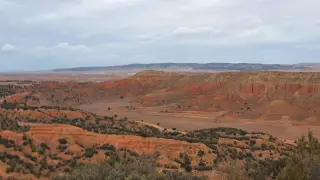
[[16, 70, 320, 124], [1, 123, 216, 167]]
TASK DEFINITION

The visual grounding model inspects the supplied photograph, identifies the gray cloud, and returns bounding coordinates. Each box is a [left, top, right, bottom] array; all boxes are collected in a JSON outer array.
[[35, 43, 90, 53], [172, 26, 216, 36], [0, 0, 320, 71], [1, 44, 17, 52]]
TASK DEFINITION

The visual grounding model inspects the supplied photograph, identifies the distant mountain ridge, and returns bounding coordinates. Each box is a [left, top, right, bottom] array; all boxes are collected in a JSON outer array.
[[52, 63, 310, 72]]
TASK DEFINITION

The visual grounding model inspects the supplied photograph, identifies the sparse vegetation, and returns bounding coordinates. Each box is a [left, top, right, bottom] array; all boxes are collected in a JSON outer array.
[[1, 77, 320, 179], [0, 115, 30, 132], [217, 131, 320, 180], [59, 138, 68, 144], [54, 156, 208, 180]]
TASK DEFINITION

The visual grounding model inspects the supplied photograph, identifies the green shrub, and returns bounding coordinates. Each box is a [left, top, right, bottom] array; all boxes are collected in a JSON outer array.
[[198, 150, 205, 157], [84, 148, 96, 158], [59, 138, 68, 144], [276, 132, 320, 180], [53, 157, 208, 180], [22, 134, 28, 141]]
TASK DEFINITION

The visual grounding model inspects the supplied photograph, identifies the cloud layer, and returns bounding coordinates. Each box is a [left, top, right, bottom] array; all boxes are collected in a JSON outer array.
[[1, 44, 17, 52], [1, 0, 320, 71]]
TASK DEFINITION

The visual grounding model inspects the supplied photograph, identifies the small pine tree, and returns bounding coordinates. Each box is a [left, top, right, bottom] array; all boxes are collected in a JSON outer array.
[[184, 154, 192, 172]]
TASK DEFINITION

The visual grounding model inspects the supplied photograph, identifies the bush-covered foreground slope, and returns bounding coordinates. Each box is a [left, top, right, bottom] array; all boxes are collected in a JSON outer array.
[[0, 104, 319, 180]]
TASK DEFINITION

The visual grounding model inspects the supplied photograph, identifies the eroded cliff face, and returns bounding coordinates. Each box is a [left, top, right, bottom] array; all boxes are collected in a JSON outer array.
[[237, 83, 320, 96], [27, 71, 320, 122], [127, 71, 320, 121], [237, 83, 266, 96], [132, 71, 320, 99]]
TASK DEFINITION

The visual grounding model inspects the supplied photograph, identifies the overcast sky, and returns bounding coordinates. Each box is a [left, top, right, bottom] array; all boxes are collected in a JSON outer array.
[[0, 0, 320, 71]]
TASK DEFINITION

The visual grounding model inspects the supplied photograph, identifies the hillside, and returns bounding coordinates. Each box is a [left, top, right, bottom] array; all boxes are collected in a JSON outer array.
[[0, 104, 294, 179], [22, 70, 320, 123], [0, 80, 320, 179], [130, 71, 320, 122]]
